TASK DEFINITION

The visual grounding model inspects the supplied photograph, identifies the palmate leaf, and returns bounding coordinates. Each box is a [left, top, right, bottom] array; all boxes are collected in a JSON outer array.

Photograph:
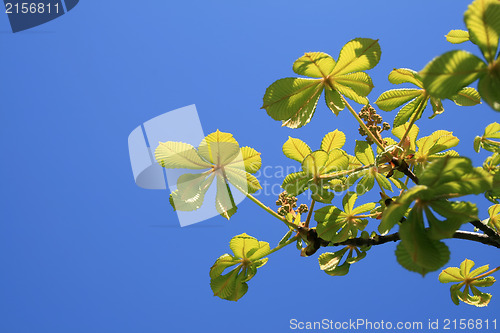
[[474, 122, 500, 152], [464, 0, 500, 63], [156, 130, 262, 219], [413, 130, 459, 166], [439, 259, 497, 307], [211, 234, 270, 301], [420, 50, 487, 99], [380, 157, 492, 234], [315, 192, 373, 243], [445, 29, 470, 44], [262, 38, 381, 128]]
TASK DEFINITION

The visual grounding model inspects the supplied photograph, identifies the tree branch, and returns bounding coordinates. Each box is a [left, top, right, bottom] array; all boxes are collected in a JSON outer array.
[[469, 220, 500, 245], [330, 230, 500, 249]]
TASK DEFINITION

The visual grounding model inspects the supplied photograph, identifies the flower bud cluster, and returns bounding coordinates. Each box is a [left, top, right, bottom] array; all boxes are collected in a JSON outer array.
[[275, 191, 308, 216], [358, 105, 390, 144]]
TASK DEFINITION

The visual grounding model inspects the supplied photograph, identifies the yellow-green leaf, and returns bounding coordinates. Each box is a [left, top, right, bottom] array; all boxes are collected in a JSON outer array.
[[321, 130, 346, 152], [375, 88, 422, 111], [331, 38, 381, 76], [450, 87, 481, 106], [420, 50, 487, 99], [388, 68, 423, 88], [198, 130, 241, 166], [464, 0, 500, 63], [283, 137, 312, 163], [262, 77, 325, 128], [155, 141, 212, 169], [445, 29, 470, 44], [293, 52, 336, 78]]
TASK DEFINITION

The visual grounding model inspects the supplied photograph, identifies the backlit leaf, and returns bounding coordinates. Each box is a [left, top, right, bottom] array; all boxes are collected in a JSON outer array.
[[421, 50, 487, 99], [262, 77, 324, 128], [464, 0, 500, 63], [445, 29, 470, 44], [375, 88, 421, 111], [332, 38, 381, 76], [293, 52, 336, 78], [282, 137, 312, 163]]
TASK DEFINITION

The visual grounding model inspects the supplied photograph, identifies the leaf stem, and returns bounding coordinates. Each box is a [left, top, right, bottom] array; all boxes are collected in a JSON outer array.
[[339, 95, 385, 150], [268, 235, 300, 256], [304, 199, 315, 228], [472, 266, 500, 281], [319, 163, 374, 180], [245, 193, 298, 230]]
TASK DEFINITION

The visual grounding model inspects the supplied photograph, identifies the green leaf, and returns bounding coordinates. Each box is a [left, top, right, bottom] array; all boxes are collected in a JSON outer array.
[[395, 239, 450, 276], [485, 122, 500, 138], [392, 123, 419, 152], [354, 140, 375, 165], [333, 82, 369, 105], [450, 87, 481, 106], [262, 77, 324, 128], [321, 130, 346, 152], [439, 267, 463, 283], [215, 175, 237, 219], [302, 150, 329, 177], [375, 88, 421, 112], [439, 259, 497, 307], [322, 149, 349, 174], [379, 185, 428, 234], [445, 29, 470, 44], [198, 130, 241, 165], [282, 137, 312, 163], [420, 50, 487, 99], [226, 147, 261, 174], [170, 173, 215, 211], [310, 182, 335, 204], [324, 87, 345, 115], [293, 52, 336, 78], [478, 72, 500, 111], [282, 171, 310, 196], [229, 233, 260, 259], [393, 95, 427, 128], [318, 250, 351, 276], [415, 131, 459, 163], [398, 208, 451, 273], [225, 167, 262, 194], [155, 141, 212, 169], [334, 72, 374, 97], [487, 204, 500, 233], [210, 254, 238, 279], [426, 202, 477, 239], [331, 38, 381, 76], [388, 68, 423, 87], [464, 0, 500, 63]]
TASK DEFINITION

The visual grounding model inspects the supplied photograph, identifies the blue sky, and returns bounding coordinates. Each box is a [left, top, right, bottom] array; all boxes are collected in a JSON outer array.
[[0, 1, 498, 332]]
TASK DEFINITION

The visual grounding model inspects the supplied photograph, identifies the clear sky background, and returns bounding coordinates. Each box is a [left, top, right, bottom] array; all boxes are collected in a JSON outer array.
[[0, 1, 499, 332]]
